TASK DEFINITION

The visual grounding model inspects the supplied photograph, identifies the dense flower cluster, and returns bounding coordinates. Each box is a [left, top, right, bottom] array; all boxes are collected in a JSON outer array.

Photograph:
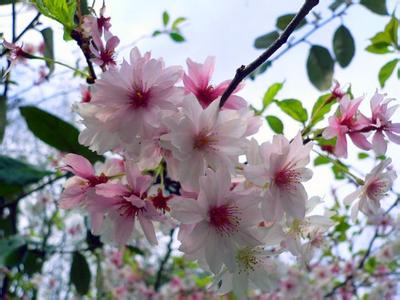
[[51, 8, 400, 298]]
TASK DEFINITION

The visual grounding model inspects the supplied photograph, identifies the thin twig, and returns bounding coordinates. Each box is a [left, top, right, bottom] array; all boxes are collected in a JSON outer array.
[[154, 228, 175, 291], [219, 0, 320, 108]]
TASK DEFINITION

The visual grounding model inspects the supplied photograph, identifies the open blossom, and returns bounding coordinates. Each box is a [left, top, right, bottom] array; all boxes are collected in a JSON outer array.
[[169, 168, 262, 274], [244, 133, 313, 221], [183, 56, 247, 109], [161, 95, 251, 190], [281, 197, 334, 264], [323, 95, 371, 158], [59, 154, 124, 233], [90, 31, 120, 69], [364, 92, 400, 155], [344, 158, 397, 221], [78, 47, 183, 153], [91, 161, 160, 245], [213, 247, 279, 298]]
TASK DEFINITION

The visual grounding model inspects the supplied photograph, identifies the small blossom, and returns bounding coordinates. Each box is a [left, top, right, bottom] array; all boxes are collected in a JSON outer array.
[[323, 95, 371, 158], [183, 56, 247, 109], [344, 158, 397, 221], [366, 92, 400, 155]]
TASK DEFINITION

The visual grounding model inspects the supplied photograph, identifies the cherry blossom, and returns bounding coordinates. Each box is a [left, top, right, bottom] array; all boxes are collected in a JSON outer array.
[[213, 247, 280, 298], [183, 56, 247, 109], [169, 168, 262, 273], [365, 92, 400, 155], [161, 95, 251, 190], [86, 47, 183, 143], [244, 133, 313, 221], [59, 154, 124, 233], [344, 158, 397, 221], [323, 95, 372, 158], [91, 161, 161, 245]]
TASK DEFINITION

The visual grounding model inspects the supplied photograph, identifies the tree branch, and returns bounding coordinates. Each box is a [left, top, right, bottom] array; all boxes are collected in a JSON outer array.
[[219, 0, 320, 108], [154, 228, 175, 291]]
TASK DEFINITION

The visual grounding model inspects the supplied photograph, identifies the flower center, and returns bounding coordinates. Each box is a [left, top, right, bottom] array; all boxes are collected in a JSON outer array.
[[196, 85, 218, 108], [193, 132, 216, 150], [274, 169, 301, 188], [99, 49, 116, 67], [208, 204, 240, 235], [150, 189, 172, 213], [366, 180, 388, 201], [116, 198, 146, 218], [236, 247, 258, 273], [129, 89, 149, 109], [88, 173, 108, 187]]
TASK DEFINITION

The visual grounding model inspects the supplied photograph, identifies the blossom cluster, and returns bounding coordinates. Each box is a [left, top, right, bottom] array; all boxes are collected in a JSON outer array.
[[323, 91, 400, 157], [55, 8, 399, 297]]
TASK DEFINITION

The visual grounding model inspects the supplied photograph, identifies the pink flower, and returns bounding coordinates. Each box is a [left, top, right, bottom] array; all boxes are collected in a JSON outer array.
[[244, 133, 313, 221], [86, 47, 183, 143], [169, 168, 262, 274], [92, 161, 160, 245], [366, 92, 400, 155], [90, 31, 120, 69], [59, 154, 110, 210], [161, 95, 249, 190], [344, 158, 396, 221], [323, 95, 372, 158], [183, 56, 247, 109], [59, 154, 124, 233]]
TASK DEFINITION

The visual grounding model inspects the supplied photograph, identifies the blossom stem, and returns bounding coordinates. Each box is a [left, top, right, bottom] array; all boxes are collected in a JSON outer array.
[[219, 0, 320, 108], [30, 55, 90, 78], [313, 150, 364, 185]]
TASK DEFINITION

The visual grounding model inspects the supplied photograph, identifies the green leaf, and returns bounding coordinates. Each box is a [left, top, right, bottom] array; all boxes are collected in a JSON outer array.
[[265, 115, 284, 134], [249, 61, 271, 80], [152, 30, 162, 37], [370, 31, 392, 45], [333, 25, 355, 67], [0, 155, 52, 197], [329, 0, 346, 11], [23, 250, 44, 276], [70, 252, 91, 295], [360, 0, 388, 15], [262, 82, 283, 109], [332, 164, 347, 180], [254, 31, 279, 49], [365, 43, 392, 54], [314, 156, 330, 166], [378, 59, 399, 87], [364, 257, 377, 274], [0, 0, 20, 4], [40, 28, 54, 76], [276, 14, 307, 31], [276, 99, 308, 123], [384, 17, 399, 46], [19, 106, 103, 163], [310, 94, 336, 126], [307, 45, 334, 90], [0, 235, 26, 265], [169, 32, 185, 42], [171, 17, 186, 30], [79, 0, 89, 15], [358, 152, 369, 159], [0, 96, 6, 143], [162, 11, 170, 26], [31, 0, 77, 40]]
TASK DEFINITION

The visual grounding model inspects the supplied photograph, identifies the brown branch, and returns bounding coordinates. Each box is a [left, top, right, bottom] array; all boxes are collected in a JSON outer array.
[[219, 0, 320, 108]]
